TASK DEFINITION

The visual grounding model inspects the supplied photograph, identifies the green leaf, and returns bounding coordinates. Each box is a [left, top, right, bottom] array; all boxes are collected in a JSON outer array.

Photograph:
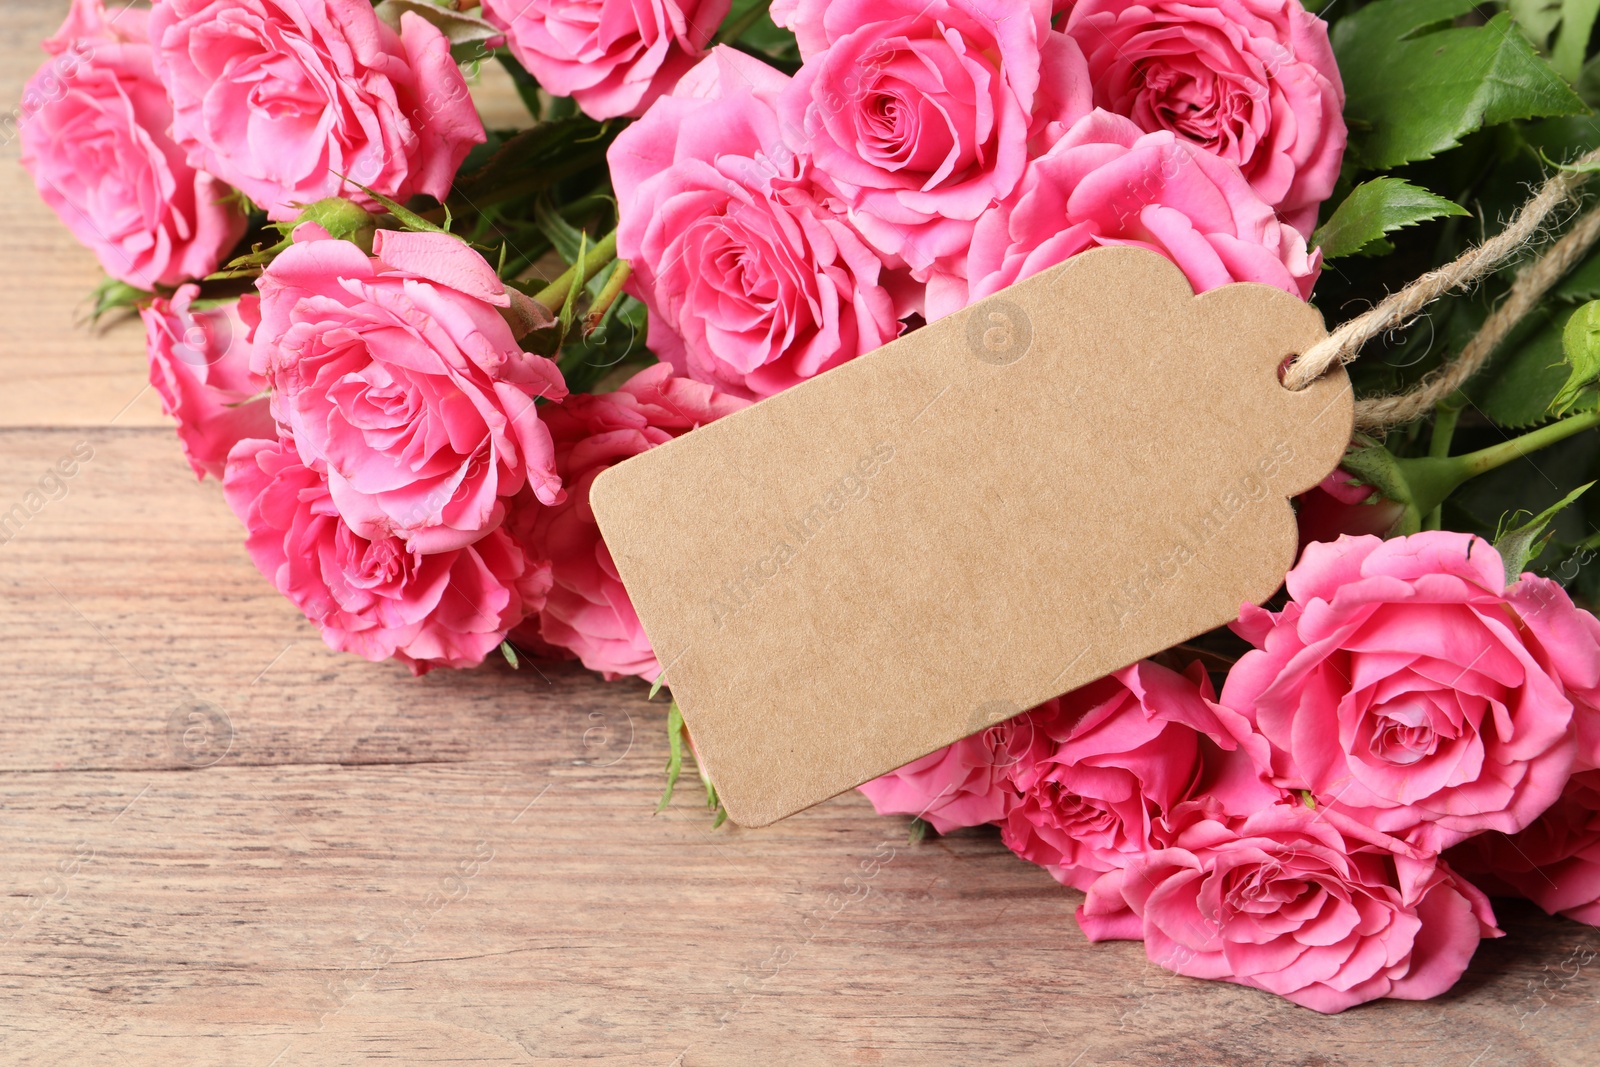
[[1493, 482, 1594, 582], [1511, 0, 1600, 82], [1556, 300, 1600, 413], [1340, 437, 1494, 537], [1580, 50, 1600, 107], [1555, 248, 1600, 302], [717, 0, 771, 44], [206, 229, 295, 280], [452, 117, 611, 205], [1512, 0, 1567, 49], [558, 232, 588, 342], [1340, 438, 1416, 512], [1474, 309, 1575, 427], [1333, 1, 1586, 170], [655, 701, 728, 827], [499, 641, 519, 670], [1312, 179, 1469, 259], [719, 0, 801, 68], [294, 197, 377, 252], [1554, 2, 1600, 83], [908, 818, 930, 845], [373, 0, 501, 63], [535, 197, 590, 266], [656, 701, 686, 814], [87, 277, 150, 324], [342, 177, 453, 235]]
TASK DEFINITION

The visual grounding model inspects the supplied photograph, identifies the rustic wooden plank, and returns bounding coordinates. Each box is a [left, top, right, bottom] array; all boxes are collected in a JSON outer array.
[[0, 429, 1597, 1065], [2, 0, 1599, 1058]]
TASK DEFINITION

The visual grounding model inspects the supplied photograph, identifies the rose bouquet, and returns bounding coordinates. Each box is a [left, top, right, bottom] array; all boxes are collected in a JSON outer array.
[[24, 0, 1600, 1011]]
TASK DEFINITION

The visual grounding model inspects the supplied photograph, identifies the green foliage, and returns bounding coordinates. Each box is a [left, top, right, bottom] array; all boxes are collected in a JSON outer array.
[[1451, 430, 1600, 545], [721, 0, 801, 69], [1558, 299, 1600, 412], [657, 701, 687, 814], [450, 118, 616, 208], [85, 278, 149, 324], [1313, 179, 1468, 258], [372, 0, 502, 63], [1511, 0, 1600, 82], [656, 701, 727, 827], [1493, 482, 1594, 582], [1556, 249, 1600, 302], [1341, 437, 1416, 516], [1514, 0, 1570, 47], [294, 197, 378, 251], [347, 180, 454, 235], [1472, 309, 1575, 428], [1333, 0, 1585, 171], [535, 197, 592, 266], [559, 233, 588, 338]]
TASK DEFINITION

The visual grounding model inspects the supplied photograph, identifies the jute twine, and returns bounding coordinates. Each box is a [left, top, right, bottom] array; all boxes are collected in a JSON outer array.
[[1283, 145, 1600, 432]]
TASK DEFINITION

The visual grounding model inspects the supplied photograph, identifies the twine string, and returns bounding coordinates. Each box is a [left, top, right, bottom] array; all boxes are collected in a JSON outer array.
[[1282, 146, 1600, 432]]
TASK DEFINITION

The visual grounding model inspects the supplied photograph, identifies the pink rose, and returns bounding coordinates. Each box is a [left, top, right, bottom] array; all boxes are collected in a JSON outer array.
[[1001, 661, 1279, 891], [251, 228, 567, 553], [20, 0, 246, 288], [610, 47, 904, 399], [224, 436, 550, 673], [1448, 770, 1600, 927], [1521, 589, 1600, 773], [858, 703, 1062, 835], [150, 0, 485, 220], [860, 660, 1278, 851], [1295, 469, 1405, 555], [774, 0, 1092, 275], [510, 364, 747, 679], [142, 285, 275, 480], [1222, 533, 1585, 853], [957, 109, 1318, 320], [1064, 0, 1346, 237], [1108, 801, 1501, 1013], [480, 0, 730, 121]]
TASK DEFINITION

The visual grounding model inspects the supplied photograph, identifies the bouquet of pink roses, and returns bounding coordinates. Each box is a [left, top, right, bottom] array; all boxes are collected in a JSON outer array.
[[24, 0, 1600, 1011]]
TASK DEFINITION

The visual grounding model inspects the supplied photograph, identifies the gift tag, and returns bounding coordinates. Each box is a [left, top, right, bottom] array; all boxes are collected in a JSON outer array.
[[590, 246, 1353, 827]]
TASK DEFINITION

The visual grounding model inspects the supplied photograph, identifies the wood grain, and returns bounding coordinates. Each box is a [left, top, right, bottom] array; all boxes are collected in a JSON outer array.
[[1, 3, 1598, 1064]]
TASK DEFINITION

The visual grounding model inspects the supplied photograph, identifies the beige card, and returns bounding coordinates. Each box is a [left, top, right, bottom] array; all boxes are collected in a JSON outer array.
[[590, 246, 1354, 827]]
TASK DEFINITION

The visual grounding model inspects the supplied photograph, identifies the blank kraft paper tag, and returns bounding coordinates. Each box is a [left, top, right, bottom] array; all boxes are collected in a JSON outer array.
[[589, 246, 1354, 827]]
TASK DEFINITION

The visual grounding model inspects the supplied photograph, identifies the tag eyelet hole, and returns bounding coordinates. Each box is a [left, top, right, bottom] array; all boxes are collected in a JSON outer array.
[[1277, 355, 1299, 388]]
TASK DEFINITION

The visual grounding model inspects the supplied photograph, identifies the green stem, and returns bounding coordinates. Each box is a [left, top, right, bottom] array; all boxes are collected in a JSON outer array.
[[532, 230, 618, 310], [716, 1, 769, 43], [584, 260, 632, 334], [1396, 407, 1600, 526], [1423, 392, 1466, 531], [1455, 408, 1600, 479], [1428, 397, 1465, 459]]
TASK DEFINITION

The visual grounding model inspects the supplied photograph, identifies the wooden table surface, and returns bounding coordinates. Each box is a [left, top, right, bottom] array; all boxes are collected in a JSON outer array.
[[3, 3, 1598, 1064]]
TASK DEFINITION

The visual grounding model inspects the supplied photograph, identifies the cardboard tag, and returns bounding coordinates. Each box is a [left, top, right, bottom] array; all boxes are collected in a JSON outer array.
[[590, 246, 1353, 827]]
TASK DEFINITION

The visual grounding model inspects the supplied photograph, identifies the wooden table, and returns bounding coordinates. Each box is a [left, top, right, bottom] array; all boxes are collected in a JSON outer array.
[[2, 3, 1597, 1063]]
